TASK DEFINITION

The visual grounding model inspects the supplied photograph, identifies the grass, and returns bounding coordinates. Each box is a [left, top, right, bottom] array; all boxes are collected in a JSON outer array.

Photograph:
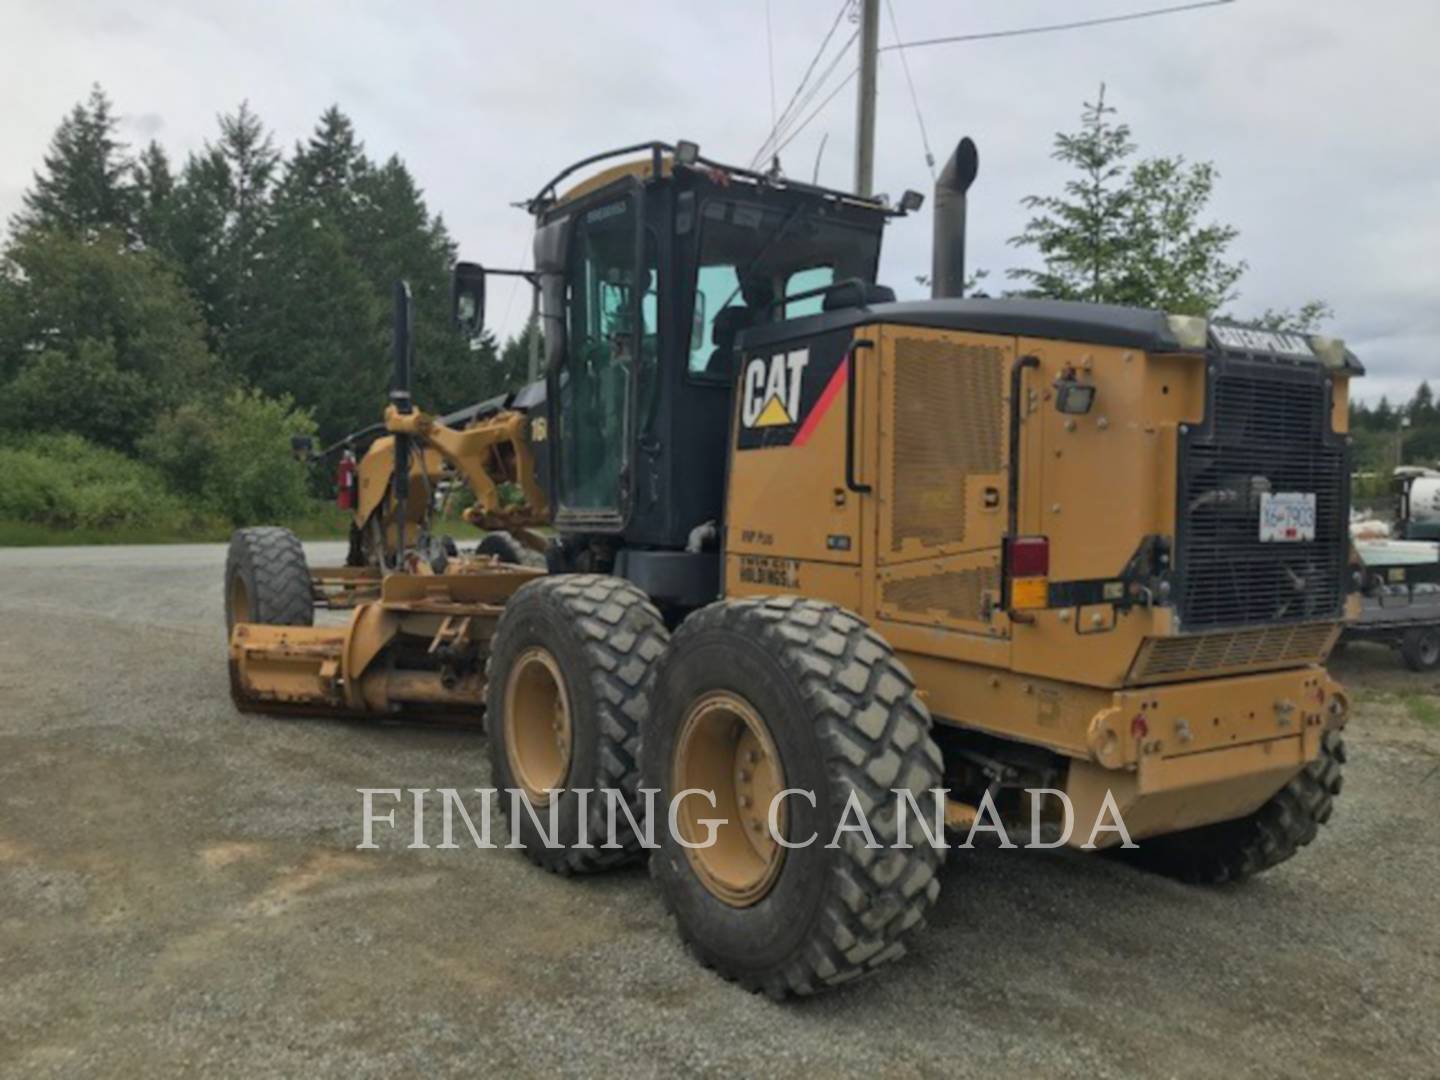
[[0, 503, 504, 548], [1402, 693, 1440, 729], [0, 501, 354, 547]]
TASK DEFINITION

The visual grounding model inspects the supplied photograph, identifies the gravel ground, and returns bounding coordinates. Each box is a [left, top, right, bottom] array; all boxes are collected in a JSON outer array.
[[1, 543, 1438, 1078]]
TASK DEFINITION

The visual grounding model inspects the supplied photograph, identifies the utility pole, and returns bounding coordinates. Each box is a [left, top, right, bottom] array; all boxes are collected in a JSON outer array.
[[853, 0, 880, 197]]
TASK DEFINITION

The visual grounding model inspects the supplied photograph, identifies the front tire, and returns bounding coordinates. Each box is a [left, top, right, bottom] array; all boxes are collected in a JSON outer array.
[[647, 596, 944, 998], [1121, 730, 1346, 884], [224, 527, 314, 633], [485, 574, 669, 874]]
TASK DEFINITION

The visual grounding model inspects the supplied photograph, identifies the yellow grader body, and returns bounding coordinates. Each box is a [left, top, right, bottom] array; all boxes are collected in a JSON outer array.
[[225, 141, 1357, 997], [718, 322, 1351, 839]]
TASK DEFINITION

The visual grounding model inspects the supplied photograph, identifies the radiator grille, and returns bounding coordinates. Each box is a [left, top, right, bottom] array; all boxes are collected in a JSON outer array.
[[882, 565, 999, 624], [1176, 368, 1347, 630], [890, 338, 1004, 551], [1132, 623, 1337, 682]]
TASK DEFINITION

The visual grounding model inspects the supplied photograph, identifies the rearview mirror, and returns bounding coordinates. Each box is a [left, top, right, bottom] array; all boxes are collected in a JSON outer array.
[[451, 261, 487, 339]]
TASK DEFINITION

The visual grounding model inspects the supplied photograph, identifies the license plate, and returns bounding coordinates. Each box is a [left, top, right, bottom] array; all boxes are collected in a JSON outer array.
[[1259, 492, 1316, 542]]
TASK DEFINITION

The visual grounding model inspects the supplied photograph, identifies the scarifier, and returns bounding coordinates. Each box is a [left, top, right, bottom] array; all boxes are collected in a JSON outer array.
[[226, 139, 1359, 996]]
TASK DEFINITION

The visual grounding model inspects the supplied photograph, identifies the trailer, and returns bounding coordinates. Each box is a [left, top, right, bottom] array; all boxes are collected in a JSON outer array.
[[1345, 536, 1440, 671]]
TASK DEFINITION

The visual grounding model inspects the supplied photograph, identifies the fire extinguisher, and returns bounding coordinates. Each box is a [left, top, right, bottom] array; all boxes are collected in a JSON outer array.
[[336, 448, 358, 510]]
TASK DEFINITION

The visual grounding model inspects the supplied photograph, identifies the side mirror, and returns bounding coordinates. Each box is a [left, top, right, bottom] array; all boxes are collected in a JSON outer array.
[[451, 261, 487, 339]]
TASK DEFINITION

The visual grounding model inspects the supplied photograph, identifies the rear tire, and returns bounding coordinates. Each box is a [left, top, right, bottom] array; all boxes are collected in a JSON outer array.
[[646, 596, 944, 998], [1121, 730, 1346, 884], [1400, 627, 1440, 672], [224, 527, 314, 633], [485, 574, 669, 874]]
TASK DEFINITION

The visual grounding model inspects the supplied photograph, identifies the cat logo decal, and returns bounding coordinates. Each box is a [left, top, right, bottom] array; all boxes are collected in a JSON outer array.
[[741, 349, 809, 428]]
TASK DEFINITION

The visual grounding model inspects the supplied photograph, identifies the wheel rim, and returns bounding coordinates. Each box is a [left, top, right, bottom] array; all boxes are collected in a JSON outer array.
[[672, 691, 786, 908], [1421, 634, 1440, 666], [228, 574, 250, 627], [503, 647, 573, 804]]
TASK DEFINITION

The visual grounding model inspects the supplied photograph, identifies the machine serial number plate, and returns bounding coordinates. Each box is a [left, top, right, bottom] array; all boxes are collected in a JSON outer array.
[[1259, 492, 1316, 542]]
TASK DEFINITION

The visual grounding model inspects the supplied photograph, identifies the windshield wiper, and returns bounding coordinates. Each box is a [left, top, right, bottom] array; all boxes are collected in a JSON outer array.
[[715, 205, 816, 314]]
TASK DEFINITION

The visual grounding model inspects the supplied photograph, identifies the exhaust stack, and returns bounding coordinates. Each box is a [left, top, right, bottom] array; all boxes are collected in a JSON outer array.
[[931, 137, 979, 300]]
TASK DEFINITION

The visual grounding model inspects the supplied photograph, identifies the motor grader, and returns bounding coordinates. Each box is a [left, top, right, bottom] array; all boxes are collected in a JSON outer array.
[[226, 138, 1359, 997]]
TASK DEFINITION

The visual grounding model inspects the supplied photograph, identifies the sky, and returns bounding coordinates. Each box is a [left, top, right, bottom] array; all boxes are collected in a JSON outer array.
[[2, 0, 1436, 405]]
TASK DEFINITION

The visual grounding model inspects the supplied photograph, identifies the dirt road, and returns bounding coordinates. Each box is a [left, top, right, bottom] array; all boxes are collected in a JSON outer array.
[[1, 544, 1437, 1078]]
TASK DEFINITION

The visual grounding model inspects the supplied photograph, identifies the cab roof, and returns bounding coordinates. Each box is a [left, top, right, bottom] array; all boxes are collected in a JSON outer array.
[[527, 140, 901, 218]]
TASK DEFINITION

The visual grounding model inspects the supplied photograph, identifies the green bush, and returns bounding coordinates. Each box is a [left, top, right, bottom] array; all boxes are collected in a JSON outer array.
[[0, 433, 190, 530], [140, 388, 317, 525]]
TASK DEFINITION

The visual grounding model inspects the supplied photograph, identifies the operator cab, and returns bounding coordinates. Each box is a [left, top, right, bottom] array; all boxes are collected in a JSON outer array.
[[468, 142, 913, 602]]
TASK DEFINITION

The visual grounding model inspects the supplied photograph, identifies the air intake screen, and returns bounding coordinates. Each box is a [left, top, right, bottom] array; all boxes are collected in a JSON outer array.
[[889, 338, 1005, 553], [882, 565, 1000, 624]]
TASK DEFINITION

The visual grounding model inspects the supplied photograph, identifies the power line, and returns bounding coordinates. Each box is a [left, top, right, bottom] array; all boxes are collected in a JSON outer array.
[[884, 0, 935, 182], [766, 28, 858, 158], [765, 0, 777, 132], [753, 26, 856, 170], [771, 67, 859, 161], [750, 0, 854, 169], [878, 0, 1235, 53], [759, 0, 1236, 185]]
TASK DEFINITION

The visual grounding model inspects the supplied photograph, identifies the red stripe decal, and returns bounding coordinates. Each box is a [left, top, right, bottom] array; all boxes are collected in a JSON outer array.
[[792, 357, 848, 447]]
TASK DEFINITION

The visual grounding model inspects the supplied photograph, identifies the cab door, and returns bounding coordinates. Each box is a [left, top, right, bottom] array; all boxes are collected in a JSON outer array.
[[552, 193, 654, 526]]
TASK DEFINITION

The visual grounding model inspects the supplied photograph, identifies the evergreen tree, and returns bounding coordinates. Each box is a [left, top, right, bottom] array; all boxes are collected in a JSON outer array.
[[13, 85, 135, 240], [498, 315, 543, 390], [220, 102, 280, 259], [280, 105, 367, 227], [132, 140, 175, 253], [228, 203, 384, 443], [160, 103, 282, 357], [259, 110, 501, 426], [351, 156, 486, 411], [1009, 86, 1245, 315], [1009, 87, 1136, 304], [1409, 381, 1436, 426], [215, 102, 280, 356], [1372, 397, 1395, 431], [166, 145, 232, 343]]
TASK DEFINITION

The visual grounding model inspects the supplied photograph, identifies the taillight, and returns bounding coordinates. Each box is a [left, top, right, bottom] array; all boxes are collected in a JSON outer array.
[[1008, 536, 1050, 577], [1007, 536, 1050, 610]]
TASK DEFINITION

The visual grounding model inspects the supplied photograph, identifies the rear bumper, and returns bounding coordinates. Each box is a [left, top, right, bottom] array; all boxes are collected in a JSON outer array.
[[1065, 665, 1346, 846]]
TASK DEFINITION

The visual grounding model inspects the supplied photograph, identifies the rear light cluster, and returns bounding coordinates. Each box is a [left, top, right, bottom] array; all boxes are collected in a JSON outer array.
[[1008, 536, 1050, 611]]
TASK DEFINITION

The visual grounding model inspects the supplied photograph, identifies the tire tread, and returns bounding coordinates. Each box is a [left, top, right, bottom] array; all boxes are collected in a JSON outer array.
[[655, 595, 944, 997], [486, 573, 669, 874]]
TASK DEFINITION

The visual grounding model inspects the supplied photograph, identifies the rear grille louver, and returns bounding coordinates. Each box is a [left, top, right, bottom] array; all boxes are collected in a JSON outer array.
[[1175, 366, 1348, 631], [1133, 623, 1338, 682]]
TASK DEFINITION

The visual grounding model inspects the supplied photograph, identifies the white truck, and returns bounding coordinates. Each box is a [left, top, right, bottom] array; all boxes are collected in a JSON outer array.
[[1347, 468, 1440, 670]]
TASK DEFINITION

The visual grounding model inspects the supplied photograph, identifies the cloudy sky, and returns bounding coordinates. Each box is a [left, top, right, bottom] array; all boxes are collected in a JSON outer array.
[[3, 0, 1435, 403]]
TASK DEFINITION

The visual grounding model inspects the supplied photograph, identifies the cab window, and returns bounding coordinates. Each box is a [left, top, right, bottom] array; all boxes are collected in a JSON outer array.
[[687, 263, 742, 375], [784, 265, 835, 318], [683, 198, 881, 383]]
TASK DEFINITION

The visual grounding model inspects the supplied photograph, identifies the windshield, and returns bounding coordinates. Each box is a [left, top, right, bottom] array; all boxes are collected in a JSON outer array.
[[686, 198, 881, 379]]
